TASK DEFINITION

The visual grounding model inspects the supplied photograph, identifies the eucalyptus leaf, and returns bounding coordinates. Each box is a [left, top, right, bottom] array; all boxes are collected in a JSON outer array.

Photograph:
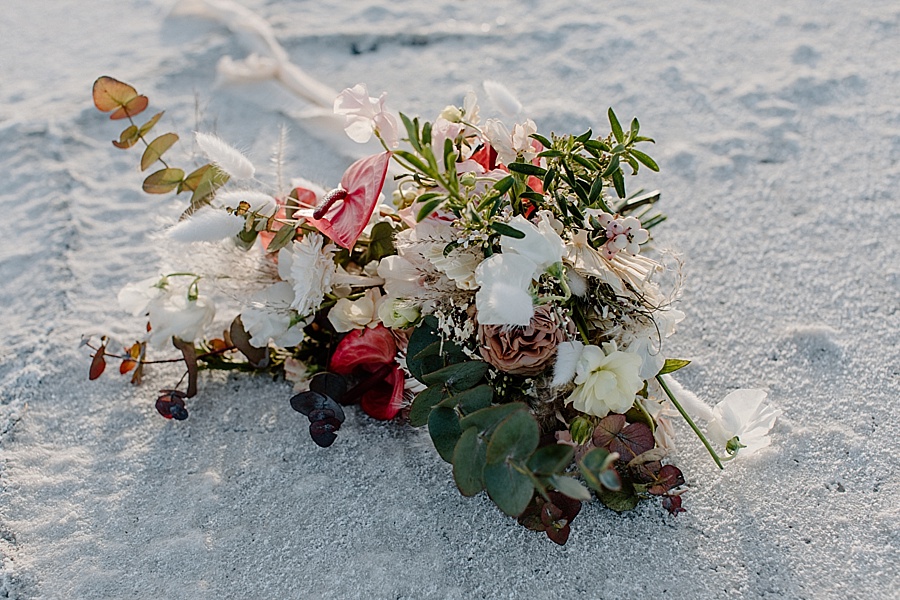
[[421, 361, 488, 392], [460, 402, 527, 434], [577, 447, 617, 492], [596, 481, 639, 512], [428, 406, 462, 463], [140, 133, 179, 171], [363, 221, 396, 263], [527, 444, 575, 475], [453, 427, 487, 496], [485, 410, 539, 464], [484, 461, 534, 517], [409, 385, 447, 427], [438, 384, 493, 415], [549, 474, 592, 502], [142, 168, 184, 194]]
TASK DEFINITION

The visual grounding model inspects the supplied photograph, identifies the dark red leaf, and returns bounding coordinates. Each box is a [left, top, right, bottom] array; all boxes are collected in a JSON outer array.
[[172, 337, 198, 398], [309, 417, 342, 447], [89, 346, 107, 380], [156, 390, 187, 420], [545, 523, 571, 545], [647, 465, 685, 496], [662, 494, 686, 515], [592, 414, 654, 462]]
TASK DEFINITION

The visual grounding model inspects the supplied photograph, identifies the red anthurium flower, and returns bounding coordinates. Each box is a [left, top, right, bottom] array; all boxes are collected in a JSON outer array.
[[471, 143, 499, 172], [305, 151, 391, 250], [329, 324, 405, 420]]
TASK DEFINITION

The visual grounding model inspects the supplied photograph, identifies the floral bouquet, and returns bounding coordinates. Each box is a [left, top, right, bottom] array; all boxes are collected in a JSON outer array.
[[86, 77, 780, 544]]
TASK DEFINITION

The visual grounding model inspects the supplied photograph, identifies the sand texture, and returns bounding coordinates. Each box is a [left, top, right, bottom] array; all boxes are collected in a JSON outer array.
[[1, 1, 898, 598]]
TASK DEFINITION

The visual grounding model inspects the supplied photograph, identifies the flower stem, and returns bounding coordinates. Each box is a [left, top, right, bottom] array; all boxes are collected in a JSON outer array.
[[655, 374, 724, 470]]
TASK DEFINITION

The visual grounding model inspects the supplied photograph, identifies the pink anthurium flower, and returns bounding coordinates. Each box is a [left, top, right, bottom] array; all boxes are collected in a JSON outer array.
[[329, 324, 405, 420], [305, 151, 391, 250]]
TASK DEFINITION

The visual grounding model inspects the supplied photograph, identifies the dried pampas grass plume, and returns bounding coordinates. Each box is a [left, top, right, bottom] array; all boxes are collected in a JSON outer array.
[[194, 131, 256, 180]]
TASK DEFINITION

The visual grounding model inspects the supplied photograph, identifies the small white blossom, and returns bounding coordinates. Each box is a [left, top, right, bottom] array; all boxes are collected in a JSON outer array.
[[334, 83, 399, 148], [708, 389, 782, 456], [482, 118, 538, 165], [501, 214, 566, 273]]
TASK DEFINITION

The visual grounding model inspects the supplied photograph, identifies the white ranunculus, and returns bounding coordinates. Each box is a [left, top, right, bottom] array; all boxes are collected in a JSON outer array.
[[240, 282, 305, 348], [566, 341, 644, 417], [118, 277, 165, 316], [474, 253, 537, 326], [501, 214, 565, 272], [284, 234, 337, 316], [708, 389, 782, 456], [147, 293, 215, 349], [327, 288, 382, 333]]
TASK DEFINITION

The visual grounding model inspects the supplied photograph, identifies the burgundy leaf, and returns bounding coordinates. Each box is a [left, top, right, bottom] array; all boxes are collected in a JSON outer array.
[[662, 494, 686, 516], [592, 414, 655, 462], [89, 345, 107, 380], [309, 417, 342, 448], [647, 465, 686, 496]]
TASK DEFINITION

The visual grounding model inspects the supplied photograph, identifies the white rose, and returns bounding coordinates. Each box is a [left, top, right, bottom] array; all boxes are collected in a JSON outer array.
[[567, 341, 643, 416]]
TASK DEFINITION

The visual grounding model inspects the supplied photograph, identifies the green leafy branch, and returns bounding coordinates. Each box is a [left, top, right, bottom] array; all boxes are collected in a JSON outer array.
[[92, 76, 229, 216]]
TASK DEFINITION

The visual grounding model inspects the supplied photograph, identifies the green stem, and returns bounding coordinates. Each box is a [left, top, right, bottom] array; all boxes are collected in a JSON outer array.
[[655, 374, 724, 470]]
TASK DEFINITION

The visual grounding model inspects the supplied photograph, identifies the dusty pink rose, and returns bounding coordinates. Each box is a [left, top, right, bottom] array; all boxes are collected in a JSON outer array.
[[478, 305, 566, 376]]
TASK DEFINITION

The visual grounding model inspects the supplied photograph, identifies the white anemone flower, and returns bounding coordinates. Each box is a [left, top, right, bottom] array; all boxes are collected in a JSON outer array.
[[501, 214, 566, 272], [333, 83, 399, 148], [240, 282, 306, 348], [118, 277, 165, 316], [147, 293, 215, 349], [566, 341, 644, 417], [708, 389, 782, 456], [474, 253, 536, 326]]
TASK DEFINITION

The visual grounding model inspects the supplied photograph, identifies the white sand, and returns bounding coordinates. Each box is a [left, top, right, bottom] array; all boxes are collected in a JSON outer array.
[[1, 1, 899, 598]]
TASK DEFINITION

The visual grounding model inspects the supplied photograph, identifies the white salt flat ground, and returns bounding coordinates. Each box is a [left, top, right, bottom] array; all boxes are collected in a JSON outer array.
[[1, 1, 898, 598]]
